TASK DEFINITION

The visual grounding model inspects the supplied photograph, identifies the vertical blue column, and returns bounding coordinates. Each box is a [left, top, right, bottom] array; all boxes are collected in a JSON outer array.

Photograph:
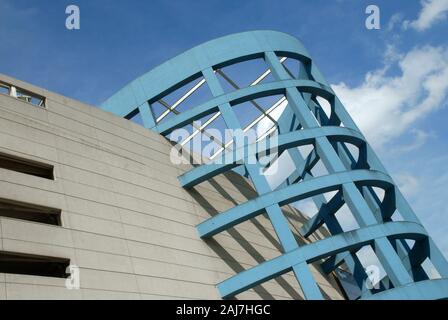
[[264, 51, 414, 288], [202, 66, 324, 299], [99, 31, 448, 299], [138, 101, 156, 129]]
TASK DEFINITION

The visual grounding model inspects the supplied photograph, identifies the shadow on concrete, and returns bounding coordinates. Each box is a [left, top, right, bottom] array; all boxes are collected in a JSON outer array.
[[187, 180, 304, 300]]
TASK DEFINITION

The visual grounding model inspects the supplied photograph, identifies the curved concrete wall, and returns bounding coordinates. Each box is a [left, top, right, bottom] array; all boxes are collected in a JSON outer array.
[[0, 73, 343, 299]]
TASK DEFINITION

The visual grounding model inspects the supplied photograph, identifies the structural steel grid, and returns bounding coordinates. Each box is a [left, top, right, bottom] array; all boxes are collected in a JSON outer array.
[[101, 31, 448, 300]]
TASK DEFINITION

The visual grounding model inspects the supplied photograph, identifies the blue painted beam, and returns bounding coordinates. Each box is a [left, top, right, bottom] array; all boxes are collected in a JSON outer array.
[[362, 278, 448, 300], [100, 31, 448, 299], [198, 170, 394, 238], [179, 126, 366, 188], [202, 66, 324, 299], [218, 221, 427, 298], [155, 79, 334, 135]]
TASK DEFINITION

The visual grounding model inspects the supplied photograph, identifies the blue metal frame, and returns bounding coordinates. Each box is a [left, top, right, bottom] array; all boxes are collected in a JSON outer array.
[[101, 31, 448, 300]]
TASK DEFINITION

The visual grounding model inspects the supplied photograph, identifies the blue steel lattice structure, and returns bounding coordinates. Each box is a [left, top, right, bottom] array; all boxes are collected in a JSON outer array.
[[101, 31, 448, 300]]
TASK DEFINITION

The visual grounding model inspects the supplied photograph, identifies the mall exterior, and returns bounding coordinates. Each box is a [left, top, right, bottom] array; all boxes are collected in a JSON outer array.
[[0, 31, 447, 300]]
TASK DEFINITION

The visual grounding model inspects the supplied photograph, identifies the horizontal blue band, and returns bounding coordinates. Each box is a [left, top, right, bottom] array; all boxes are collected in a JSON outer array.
[[101, 31, 315, 117], [179, 126, 366, 188], [362, 278, 448, 300], [218, 221, 427, 298], [198, 169, 394, 238], [156, 79, 333, 135]]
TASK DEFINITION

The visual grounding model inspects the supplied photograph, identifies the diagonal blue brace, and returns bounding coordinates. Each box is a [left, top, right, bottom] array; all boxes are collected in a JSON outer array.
[[100, 31, 448, 299]]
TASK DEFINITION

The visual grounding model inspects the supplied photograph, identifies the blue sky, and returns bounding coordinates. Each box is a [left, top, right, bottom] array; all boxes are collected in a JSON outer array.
[[1, 0, 447, 263]]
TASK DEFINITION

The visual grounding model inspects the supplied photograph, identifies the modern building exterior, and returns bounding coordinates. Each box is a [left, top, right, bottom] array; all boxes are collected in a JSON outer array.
[[0, 31, 447, 300], [0, 72, 343, 300]]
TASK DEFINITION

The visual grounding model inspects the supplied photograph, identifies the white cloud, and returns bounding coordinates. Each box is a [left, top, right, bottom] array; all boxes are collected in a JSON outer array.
[[403, 0, 448, 31], [293, 200, 318, 218], [253, 45, 448, 260], [330, 44, 448, 260], [394, 172, 420, 197], [332, 45, 448, 150], [391, 129, 434, 155], [334, 204, 359, 232], [256, 98, 288, 137], [387, 13, 404, 32]]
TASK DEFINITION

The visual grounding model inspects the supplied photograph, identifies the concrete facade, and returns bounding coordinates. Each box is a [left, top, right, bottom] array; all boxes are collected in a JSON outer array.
[[0, 73, 344, 300]]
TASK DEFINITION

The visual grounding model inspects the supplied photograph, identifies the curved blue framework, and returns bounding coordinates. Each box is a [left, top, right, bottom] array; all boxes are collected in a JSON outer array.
[[101, 31, 448, 300]]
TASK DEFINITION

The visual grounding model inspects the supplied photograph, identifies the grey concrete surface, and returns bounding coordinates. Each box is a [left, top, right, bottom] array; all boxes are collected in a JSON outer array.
[[0, 73, 343, 300]]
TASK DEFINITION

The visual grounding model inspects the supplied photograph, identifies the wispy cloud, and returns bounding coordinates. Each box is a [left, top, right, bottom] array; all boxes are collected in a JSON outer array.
[[392, 129, 434, 154], [394, 172, 420, 197], [403, 0, 448, 31], [332, 45, 448, 150], [330, 42, 448, 259], [261, 41, 448, 260], [387, 13, 404, 32]]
